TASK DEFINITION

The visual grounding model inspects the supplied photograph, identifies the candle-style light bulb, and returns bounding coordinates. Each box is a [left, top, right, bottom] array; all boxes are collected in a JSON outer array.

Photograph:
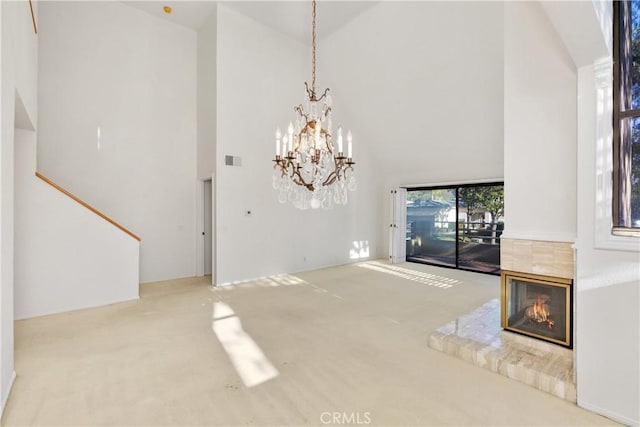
[[282, 136, 288, 157], [287, 122, 294, 153], [276, 128, 281, 156], [347, 130, 353, 158], [337, 127, 343, 154]]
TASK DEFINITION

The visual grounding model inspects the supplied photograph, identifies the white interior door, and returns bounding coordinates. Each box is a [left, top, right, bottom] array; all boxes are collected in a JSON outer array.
[[204, 179, 213, 275], [389, 188, 407, 264]]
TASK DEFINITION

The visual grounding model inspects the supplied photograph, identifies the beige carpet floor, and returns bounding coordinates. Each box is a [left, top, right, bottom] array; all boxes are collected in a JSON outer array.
[[1, 261, 617, 426]]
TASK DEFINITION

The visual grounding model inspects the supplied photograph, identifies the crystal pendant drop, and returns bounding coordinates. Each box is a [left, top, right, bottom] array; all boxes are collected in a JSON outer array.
[[348, 175, 357, 191]]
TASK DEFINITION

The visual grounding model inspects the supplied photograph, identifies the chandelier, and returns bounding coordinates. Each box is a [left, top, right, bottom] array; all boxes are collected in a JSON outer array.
[[272, 0, 356, 210]]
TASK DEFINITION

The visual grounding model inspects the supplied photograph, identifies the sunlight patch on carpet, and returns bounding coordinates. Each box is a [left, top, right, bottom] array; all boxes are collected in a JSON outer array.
[[212, 302, 279, 387], [357, 261, 460, 289]]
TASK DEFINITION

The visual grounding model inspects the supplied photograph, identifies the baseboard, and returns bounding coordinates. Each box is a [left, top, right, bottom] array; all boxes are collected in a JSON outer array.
[[15, 295, 140, 320], [1, 370, 17, 420], [578, 399, 639, 427], [214, 258, 378, 287]]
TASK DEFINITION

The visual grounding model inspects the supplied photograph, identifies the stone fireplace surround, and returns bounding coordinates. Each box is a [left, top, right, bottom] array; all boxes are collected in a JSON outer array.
[[500, 239, 574, 281], [428, 238, 577, 402]]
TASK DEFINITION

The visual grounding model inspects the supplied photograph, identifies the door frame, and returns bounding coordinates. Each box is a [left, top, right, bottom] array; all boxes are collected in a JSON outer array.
[[195, 175, 214, 284], [389, 188, 407, 264]]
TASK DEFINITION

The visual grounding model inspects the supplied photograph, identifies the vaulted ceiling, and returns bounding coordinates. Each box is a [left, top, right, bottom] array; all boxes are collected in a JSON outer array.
[[126, 1, 217, 30], [125, 1, 377, 44]]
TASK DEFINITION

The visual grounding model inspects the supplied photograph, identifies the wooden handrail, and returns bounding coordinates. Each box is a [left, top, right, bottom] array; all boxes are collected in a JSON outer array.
[[35, 172, 141, 241]]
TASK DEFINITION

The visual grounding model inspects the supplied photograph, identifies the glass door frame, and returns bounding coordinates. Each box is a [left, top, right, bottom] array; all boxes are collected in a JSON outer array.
[[405, 181, 504, 275]]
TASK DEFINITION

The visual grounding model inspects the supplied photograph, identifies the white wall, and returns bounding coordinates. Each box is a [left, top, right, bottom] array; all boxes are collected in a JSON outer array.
[[503, 1, 577, 243], [196, 8, 216, 280], [37, 1, 197, 283], [197, 6, 217, 181], [0, 1, 10, 415], [7, 1, 37, 126], [316, 2, 504, 253], [504, 1, 639, 424], [14, 129, 140, 319], [215, 4, 380, 284], [573, 35, 640, 427], [320, 1, 504, 188], [0, 0, 38, 416], [576, 278, 639, 426]]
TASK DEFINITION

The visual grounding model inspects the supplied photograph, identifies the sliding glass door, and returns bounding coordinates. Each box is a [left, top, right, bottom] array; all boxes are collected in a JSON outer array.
[[405, 183, 504, 274], [406, 189, 457, 268]]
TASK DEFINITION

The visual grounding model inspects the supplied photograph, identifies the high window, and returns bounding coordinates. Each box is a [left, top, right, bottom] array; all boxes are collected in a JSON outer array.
[[406, 183, 504, 275], [613, 0, 640, 234]]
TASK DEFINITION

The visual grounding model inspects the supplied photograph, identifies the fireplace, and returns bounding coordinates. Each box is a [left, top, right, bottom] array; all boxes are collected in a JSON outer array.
[[501, 271, 572, 348]]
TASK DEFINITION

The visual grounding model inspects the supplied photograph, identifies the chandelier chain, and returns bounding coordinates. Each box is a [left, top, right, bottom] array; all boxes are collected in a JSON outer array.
[[311, 0, 317, 95], [271, 0, 357, 209]]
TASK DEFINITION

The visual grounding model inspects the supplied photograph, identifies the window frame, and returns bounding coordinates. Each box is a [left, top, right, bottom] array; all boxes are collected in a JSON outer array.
[[612, 0, 640, 236]]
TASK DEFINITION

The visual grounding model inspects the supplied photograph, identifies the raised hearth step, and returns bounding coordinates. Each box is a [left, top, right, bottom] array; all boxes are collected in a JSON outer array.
[[428, 299, 576, 402]]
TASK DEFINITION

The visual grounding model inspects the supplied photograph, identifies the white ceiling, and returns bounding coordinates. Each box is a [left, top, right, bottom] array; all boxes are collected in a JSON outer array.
[[222, 2, 377, 44], [124, 1, 376, 44], [540, 1, 610, 68], [126, 1, 218, 30]]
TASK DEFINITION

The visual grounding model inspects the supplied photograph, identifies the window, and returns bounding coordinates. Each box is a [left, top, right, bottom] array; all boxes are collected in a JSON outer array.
[[405, 183, 504, 275], [613, 0, 640, 234]]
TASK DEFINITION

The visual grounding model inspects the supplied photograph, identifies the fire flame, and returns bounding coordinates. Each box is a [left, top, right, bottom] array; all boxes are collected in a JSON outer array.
[[526, 294, 555, 329]]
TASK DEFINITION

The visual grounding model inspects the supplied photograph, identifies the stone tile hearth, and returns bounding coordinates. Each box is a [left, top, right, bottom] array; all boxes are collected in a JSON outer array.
[[428, 299, 576, 402]]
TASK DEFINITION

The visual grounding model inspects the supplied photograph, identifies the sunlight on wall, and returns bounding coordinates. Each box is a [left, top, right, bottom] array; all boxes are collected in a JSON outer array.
[[349, 240, 370, 259], [592, 0, 613, 53], [357, 261, 460, 289], [212, 302, 279, 387], [594, 68, 611, 213]]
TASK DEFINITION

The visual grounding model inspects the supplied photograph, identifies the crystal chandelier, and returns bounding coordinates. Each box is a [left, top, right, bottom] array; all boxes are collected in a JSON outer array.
[[272, 0, 356, 210]]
